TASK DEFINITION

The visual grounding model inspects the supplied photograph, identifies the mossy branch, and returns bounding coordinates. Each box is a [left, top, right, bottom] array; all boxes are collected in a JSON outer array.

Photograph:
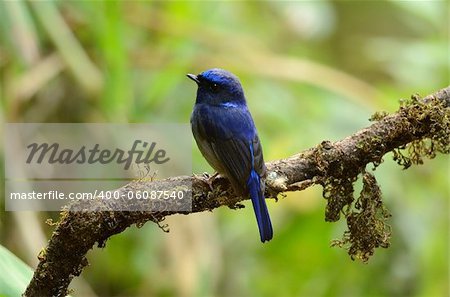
[[24, 87, 450, 297]]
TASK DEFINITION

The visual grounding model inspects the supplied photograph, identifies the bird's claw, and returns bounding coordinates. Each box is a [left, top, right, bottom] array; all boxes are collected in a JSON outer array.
[[194, 172, 219, 192]]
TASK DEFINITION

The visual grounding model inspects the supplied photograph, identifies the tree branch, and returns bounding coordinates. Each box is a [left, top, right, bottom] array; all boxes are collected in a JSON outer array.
[[24, 87, 450, 297]]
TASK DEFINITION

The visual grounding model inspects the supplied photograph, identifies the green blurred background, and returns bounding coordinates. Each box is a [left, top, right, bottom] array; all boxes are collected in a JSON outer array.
[[0, 1, 448, 297]]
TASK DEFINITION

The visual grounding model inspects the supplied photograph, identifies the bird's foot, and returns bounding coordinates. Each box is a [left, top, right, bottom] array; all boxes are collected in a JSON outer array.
[[194, 172, 218, 192]]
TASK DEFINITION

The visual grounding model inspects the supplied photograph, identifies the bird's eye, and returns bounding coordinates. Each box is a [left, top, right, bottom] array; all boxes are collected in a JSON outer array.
[[210, 83, 219, 92]]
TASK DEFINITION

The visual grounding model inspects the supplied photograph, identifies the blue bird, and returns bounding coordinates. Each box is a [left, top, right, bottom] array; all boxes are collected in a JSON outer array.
[[188, 68, 273, 242]]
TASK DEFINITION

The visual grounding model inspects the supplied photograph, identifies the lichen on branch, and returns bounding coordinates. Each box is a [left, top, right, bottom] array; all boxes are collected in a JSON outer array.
[[24, 87, 450, 297], [322, 91, 449, 262]]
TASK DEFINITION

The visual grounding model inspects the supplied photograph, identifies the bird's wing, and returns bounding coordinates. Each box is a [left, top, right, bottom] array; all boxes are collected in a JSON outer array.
[[191, 104, 266, 195]]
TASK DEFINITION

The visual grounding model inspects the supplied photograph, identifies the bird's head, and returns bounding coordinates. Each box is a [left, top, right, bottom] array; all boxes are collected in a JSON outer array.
[[187, 68, 246, 106]]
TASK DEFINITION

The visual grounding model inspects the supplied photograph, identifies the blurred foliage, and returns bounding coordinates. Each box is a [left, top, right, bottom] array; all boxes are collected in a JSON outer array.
[[0, 1, 448, 297], [0, 245, 33, 297]]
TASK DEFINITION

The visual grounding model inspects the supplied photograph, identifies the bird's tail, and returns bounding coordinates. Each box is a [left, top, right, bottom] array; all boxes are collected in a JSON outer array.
[[247, 170, 273, 242]]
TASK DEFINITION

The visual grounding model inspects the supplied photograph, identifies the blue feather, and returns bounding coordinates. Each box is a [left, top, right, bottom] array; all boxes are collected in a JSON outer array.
[[189, 68, 274, 242], [247, 170, 273, 242]]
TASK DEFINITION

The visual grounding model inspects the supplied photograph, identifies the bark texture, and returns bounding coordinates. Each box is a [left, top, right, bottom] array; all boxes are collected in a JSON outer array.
[[24, 87, 450, 296]]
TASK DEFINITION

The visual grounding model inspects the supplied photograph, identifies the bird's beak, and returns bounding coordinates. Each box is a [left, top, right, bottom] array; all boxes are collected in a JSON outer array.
[[187, 73, 200, 84]]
